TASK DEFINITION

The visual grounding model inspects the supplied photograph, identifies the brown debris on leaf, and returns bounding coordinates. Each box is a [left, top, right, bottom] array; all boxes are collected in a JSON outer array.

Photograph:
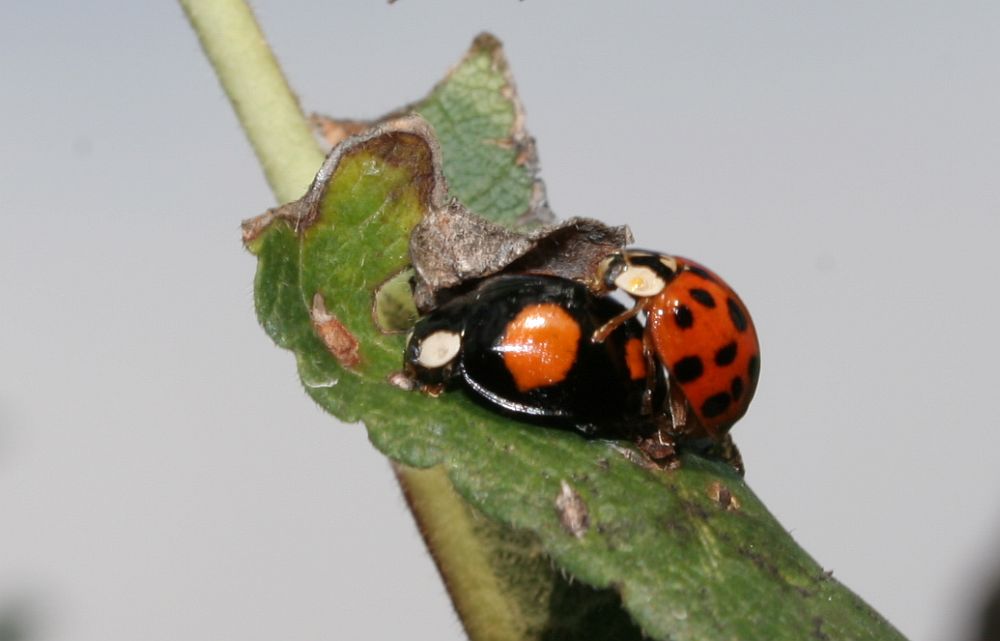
[[555, 480, 590, 539], [410, 204, 632, 312], [409, 203, 531, 311], [310, 293, 361, 369], [505, 217, 633, 291], [707, 481, 741, 512]]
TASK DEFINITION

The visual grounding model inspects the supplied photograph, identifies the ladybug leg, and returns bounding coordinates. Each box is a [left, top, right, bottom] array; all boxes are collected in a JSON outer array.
[[640, 330, 659, 416], [637, 381, 688, 470], [666, 380, 691, 435], [419, 382, 447, 398], [574, 422, 601, 437], [702, 434, 745, 477], [611, 444, 660, 471], [592, 298, 650, 344], [635, 427, 682, 471]]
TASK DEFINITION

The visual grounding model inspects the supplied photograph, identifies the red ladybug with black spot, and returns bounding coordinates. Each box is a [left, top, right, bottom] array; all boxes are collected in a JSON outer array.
[[596, 250, 760, 448], [404, 274, 663, 437]]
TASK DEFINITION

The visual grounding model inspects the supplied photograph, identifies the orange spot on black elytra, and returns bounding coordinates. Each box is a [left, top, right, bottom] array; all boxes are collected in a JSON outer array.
[[625, 338, 646, 380], [500, 303, 581, 392]]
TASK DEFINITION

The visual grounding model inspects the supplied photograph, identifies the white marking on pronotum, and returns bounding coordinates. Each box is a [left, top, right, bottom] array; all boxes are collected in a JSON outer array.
[[416, 330, 461, 368], [614, 264, 665, 298], [659, 254, 678, 274]]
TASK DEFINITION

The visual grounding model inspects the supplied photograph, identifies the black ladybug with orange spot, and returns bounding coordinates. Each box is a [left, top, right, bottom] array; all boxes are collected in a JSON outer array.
[[404, 274, 663, 437]]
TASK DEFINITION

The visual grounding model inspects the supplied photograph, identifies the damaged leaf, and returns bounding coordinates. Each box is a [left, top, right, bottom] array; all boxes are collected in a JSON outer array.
[[409, 204, 632, 312], [313, 32, 550, 228], [555, 480, 590, 539], [246, 34, 907, 641]]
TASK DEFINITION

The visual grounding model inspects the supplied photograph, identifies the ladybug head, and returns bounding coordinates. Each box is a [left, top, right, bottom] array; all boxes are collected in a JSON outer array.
[[598, 250, 679, 299]]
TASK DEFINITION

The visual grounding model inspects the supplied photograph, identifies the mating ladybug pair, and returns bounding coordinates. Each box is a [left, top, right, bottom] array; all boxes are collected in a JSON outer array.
[[403, 250, 760, 472]]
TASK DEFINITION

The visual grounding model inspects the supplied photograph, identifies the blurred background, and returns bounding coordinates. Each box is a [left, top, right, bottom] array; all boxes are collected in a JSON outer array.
[[2, 2, 999, 639]]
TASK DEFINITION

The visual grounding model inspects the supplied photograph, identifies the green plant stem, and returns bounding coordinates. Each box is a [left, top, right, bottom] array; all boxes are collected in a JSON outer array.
[[179, 2, 535, 636], [179, 0, 324, 204], [396, 465, 527, 641]]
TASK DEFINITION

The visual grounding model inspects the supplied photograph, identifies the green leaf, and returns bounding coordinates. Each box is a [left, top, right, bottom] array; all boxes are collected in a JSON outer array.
[[372, 268, 419, 334], [245, 35, 908, 641], [415, 33, 540, 226], [313, 33, 548, 228]]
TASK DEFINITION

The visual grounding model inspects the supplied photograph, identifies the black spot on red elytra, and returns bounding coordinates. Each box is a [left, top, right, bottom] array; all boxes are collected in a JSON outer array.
[[673, 356, 704, 383], [714, 341, 737, 366], [727, 297, 748, 332], [673, 304, 693, 329], [731, 376, 744, 401], [689, 288, 716, 308], [701, 392, 732, 418], [747, 354, 760, 385]]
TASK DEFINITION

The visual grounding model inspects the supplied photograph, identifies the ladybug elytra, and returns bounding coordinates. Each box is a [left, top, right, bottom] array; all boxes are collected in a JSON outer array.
[[404, 274, 664, 437], [596, 250, 760, 443]]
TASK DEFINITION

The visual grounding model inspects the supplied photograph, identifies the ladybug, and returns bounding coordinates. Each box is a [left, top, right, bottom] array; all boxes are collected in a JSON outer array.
[[404, 274, 664, 437], [595, 250, 760, 448]]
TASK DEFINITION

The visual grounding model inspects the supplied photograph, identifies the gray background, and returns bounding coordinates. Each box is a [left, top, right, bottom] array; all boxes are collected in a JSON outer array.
[[2, 2, 998, 640]]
